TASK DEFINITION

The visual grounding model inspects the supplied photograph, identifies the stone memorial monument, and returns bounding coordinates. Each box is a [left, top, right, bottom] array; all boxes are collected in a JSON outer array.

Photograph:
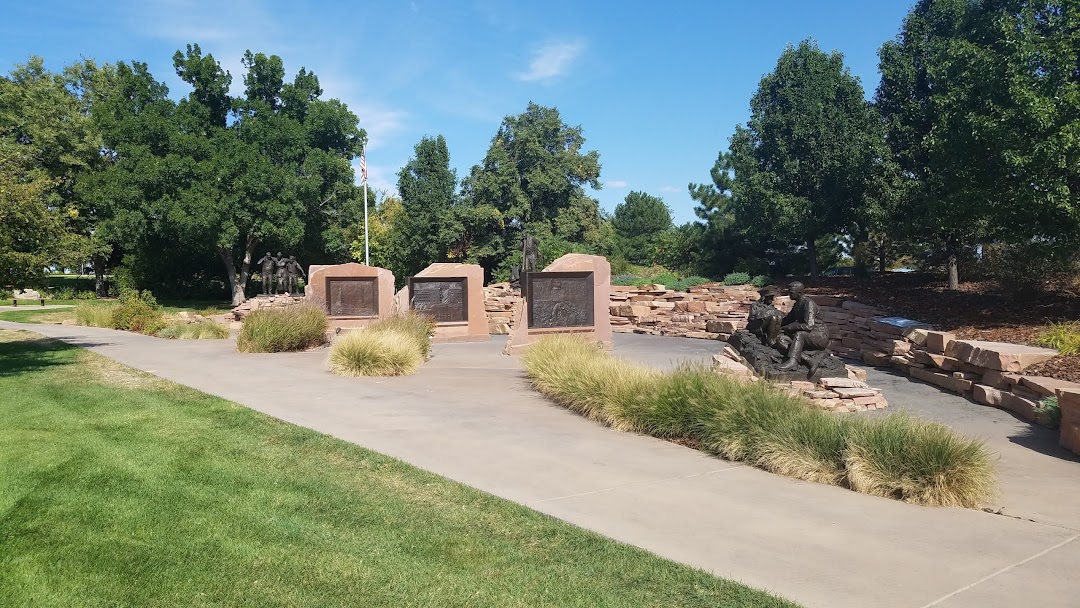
[[503, 253, 611, 354], [398, 263, 489, 342], [306, 262, 395, 330], [728, 281, 846, 382]]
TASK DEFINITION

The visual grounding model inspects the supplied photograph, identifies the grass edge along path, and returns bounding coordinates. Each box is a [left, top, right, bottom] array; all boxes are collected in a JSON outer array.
[[521, 335, 996, 508], [0, 329, 796, 608]]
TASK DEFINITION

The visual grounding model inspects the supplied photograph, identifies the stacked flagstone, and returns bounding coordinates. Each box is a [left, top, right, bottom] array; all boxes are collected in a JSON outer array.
[[483, 283, 521, 335], [229, 294, 305, 320], [712, 345, 887, 412], [608, 283, 792, 340]]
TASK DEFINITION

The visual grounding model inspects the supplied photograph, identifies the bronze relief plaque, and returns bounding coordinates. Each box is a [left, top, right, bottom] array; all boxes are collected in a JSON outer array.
[[409, 277, 467, 323], [526, 271, 594, 329], [326, 277, 378, 317]]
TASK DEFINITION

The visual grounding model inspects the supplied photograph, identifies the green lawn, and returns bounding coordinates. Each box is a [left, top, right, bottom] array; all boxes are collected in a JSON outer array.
[[0, 300, 230, 325], [0, 329, 796, 608]]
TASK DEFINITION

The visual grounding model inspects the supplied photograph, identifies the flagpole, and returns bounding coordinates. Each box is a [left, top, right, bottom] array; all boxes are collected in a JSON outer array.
[[361, 144, 370, 266], [363, 181, 369, 266]]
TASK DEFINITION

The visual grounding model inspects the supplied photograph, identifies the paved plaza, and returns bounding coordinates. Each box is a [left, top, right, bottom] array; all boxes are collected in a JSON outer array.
[[3, 321, 1077, 608]]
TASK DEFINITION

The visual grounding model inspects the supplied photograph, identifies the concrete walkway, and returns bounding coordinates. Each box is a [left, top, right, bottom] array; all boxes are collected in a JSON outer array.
[[3, 321, 1078, 608]]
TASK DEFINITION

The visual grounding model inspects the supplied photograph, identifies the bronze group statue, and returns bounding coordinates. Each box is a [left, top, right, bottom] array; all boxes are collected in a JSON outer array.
[[255, 252, 304, 296], [729, 281, 845, 381]]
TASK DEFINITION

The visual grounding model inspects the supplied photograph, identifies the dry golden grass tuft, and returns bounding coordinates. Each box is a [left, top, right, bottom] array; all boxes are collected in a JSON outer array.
[[522, 335, 996, 508]]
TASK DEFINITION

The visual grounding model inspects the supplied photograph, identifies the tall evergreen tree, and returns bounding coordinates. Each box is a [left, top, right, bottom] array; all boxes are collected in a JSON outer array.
[[394, 135, 460, 278], [610, 191, 672, 264], [459, 102, 605, 279], [729, 39, 885, 277]]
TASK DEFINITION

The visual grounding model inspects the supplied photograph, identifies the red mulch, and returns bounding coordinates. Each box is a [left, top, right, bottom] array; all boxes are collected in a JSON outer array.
[[800, 273, 1080, 383]]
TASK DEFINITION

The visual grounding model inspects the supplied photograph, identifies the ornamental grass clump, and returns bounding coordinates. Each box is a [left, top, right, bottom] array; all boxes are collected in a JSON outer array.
[[157, 320, 229, 340], [74, 302, 116, 328], [326, 312, 435, 377], [522, 335, 996, 508], [236, 304, 328, 353], [1035, 322, 1080, 356]]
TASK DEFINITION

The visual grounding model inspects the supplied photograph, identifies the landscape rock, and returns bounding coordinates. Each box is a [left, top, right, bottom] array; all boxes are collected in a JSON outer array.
[[945, 340, 1058, 372]]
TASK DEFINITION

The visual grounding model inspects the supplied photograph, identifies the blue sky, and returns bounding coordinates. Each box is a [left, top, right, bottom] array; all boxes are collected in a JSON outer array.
[[2, 1, 913, 224]]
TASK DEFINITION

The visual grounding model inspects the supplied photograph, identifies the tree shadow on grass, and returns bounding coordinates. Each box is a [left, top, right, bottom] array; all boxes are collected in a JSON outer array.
[[0, 336, 79, 378]]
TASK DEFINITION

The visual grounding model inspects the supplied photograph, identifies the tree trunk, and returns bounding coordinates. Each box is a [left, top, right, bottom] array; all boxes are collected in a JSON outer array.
[[92, 254, 107, 297], [219, 249, 243, 306], [219, 238, 258, 306], [807, 238, 818, 278], [237, 238, 256, 302], [945, 235, 960, 290]]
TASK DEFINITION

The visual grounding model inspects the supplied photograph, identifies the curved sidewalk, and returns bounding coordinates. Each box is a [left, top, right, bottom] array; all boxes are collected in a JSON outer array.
[[3, 321, 1078, 608]]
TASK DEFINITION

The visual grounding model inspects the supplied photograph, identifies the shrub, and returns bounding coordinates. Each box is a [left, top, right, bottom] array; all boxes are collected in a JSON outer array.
[[980, 240, 1080, 295], [75, 302, 115, 328], [74, 290, 97, 300], [651, 272, 679, 287], [0, 289, 12, 300], [111, 289, 165, 334], [669, 276, 712, 291], [1035, 322, 1080, 356], [723, 272, 752, 286], [236, 304, 328, 353], [750, 275, 771, 288], [1036, 397, 1061, 429], [54, 287, 76, 300], [326, 312, 435, 376], [157, 320, 230, 340], [611, 274, 641, 286], [521, 335, 996, 508]]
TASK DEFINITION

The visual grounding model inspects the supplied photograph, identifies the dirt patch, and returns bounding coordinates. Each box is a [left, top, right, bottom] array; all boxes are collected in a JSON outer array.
[[78, 353, 171, 391]]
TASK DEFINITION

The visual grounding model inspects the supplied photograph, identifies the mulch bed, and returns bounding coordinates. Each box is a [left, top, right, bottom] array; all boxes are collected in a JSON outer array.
[[800, 273, 1080, 383]]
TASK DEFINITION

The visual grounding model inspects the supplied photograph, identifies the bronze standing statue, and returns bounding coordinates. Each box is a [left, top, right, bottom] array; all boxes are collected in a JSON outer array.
[[285, 256, 305, 294], [522, 233, 539, 273], [510, 232, 541, 290], [273, 252, 287, 295], [256, 252, 277, 296]]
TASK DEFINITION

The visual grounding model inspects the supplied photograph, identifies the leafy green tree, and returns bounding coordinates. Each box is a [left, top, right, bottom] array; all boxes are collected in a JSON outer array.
[[0, 143, 61, 287], [460, 102, 605, 279], [729, 39, 886, 277], [393, 135, 460, 278], [87, 45, 365, 304], [0, 57, 110, 287], [877, 0, 1080, 289], [353, 192, 404, 271], [610, 191, 672, 264]]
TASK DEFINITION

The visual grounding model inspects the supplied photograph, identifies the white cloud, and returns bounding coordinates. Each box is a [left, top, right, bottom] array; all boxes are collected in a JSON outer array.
[[517, 39, 586, 82], [605, 180, 628, 188], [347, 103, 408, 152], [659, 185, 681, 193]]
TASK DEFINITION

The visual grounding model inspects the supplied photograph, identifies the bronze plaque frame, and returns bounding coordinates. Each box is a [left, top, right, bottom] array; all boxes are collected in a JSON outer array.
[[326, 277, 378, 317], [525, 271, 595, 329], [407, 276, 468, 323]]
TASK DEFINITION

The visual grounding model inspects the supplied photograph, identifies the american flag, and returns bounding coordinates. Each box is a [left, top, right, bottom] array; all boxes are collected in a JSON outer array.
[[359, 146, 368, 184]]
